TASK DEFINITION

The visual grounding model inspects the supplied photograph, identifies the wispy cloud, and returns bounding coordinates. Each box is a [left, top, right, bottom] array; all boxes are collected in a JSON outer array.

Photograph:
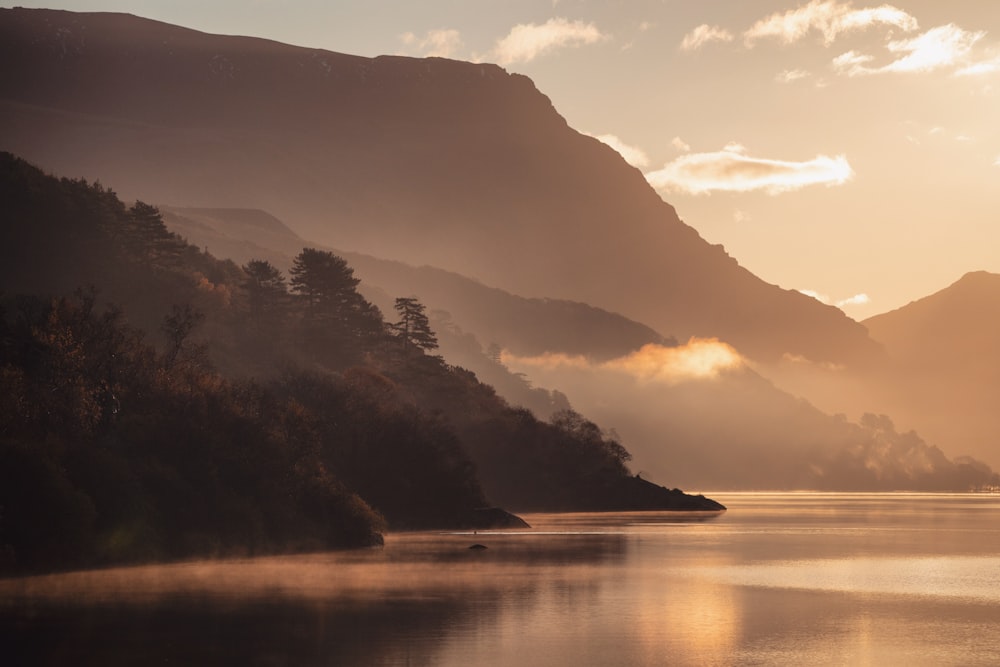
[[491, 18, 607, 66], [744, 0, 918, 47], [582, 132, 650, 168], [644, 144, 854, 195], [834, 24, 984, 76], [680, 24, 734, 51], [837, 293, 871, 307], [671, 136, 691, 152], [728, 2, 996, 80], [505, 339, 745, 385], [399, 29, 463, 58], [799, 289, 871, 308], [882, 24, 984, 73], [956, 54, 1000, 76], [775, 68, 811, 83], [994, 155, 1000, 167]]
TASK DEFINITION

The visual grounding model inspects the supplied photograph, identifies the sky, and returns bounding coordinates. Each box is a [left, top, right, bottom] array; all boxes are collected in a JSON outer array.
[[8, 0, 1000, 318]]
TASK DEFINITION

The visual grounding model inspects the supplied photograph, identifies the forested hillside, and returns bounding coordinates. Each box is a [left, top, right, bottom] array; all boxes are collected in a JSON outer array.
[[0, 153, 722, 574]]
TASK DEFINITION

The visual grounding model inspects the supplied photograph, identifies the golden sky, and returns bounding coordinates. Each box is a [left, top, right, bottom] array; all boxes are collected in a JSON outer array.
[[11, 0, 1000, 317]]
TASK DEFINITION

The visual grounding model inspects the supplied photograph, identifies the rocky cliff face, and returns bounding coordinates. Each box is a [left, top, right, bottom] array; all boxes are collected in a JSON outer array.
[[0, 7, 883, 366]]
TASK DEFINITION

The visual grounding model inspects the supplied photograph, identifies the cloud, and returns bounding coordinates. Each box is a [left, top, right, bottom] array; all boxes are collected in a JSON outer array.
[[798, 290, 871, 308], [491, 18, 607, 65], [833, 24, 985, 76], [680, 24, 734, 51], [776, 68, 811, 83], [882, 24, 984, 73], [744, 0, 918, 47], [956, 54, 1000, 76], [831, 50, 876, 75], [505, 339, 745, 385], [994, 155, 1000, 167], [733, 209, 751, 223], [837, 293, 871, 307], [644, 145, 854, 195], [582, 132, 650, 168], [671, 136, 691, 152], [798, 289, 831, 304], [399, 29, 463, 58], [608, 340, 744, 382]]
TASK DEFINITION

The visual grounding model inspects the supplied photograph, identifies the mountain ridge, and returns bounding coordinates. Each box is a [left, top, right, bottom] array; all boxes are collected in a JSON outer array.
[[162, 205, 670, 362], [0, 7, 883, 366], [856, 270, 1000, 466]]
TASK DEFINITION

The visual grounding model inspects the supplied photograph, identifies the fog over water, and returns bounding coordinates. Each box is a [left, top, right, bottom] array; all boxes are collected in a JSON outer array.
[[5, 493, 1000, 666]]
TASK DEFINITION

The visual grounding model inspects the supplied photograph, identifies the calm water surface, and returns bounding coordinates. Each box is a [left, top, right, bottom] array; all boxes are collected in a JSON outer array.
[[3, 493, 1000, 665]]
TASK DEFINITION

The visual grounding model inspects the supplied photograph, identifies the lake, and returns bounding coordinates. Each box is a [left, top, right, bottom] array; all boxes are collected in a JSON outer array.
[[4, 493, 1000, 665]]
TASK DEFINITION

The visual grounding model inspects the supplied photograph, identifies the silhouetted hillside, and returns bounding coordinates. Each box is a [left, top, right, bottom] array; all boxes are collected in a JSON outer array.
[[0, 7, 883, 367], [1, 153, 729, 573]]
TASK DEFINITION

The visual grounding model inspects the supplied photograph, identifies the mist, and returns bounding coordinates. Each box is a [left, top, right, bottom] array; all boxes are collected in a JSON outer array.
[[501, 340, 994, 492]]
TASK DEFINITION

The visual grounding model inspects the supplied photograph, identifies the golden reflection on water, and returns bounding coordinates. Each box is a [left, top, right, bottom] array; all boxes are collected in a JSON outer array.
[[632, 555, 740, 665], [6, 497, 1000, 666]]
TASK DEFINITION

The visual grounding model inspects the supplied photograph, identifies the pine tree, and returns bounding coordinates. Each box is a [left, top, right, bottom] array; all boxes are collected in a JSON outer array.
[[242, 259, 287, 329], [288, 249, 383, 360], [392, 296, 439, 352], [289, 249, 360, 321], [122, 201, 183, 266]]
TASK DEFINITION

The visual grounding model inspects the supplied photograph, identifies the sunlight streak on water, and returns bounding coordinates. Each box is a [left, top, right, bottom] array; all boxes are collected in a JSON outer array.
[[695, 555, 1000, 603]]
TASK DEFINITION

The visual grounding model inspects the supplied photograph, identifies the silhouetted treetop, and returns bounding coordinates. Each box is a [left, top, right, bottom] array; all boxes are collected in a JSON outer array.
[[392, 296, 438, 352], [242, 258, 287, 329]]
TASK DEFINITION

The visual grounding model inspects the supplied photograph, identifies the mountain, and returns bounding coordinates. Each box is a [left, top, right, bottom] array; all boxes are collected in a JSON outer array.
[[162, 206, 670, 361], [1, 151, 732, 574], [0, 7, 883, 367], [860, 271, 1000, 467], [864, 271, 1000, 370], [159, 205, 997, 492]]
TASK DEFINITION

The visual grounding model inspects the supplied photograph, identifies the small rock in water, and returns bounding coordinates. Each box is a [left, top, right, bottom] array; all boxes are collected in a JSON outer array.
[[468, 544, 488, 550]]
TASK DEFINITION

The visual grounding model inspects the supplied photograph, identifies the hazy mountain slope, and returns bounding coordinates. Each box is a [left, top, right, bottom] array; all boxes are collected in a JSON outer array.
[[164, 206, 669, 361], [859, 271, 1000, 466], [158, 204, 996, 491], [502, 354, 996, 491], [164, 207, 310, 261], [0, 7, 882, 366], [864, 271, 1000, 370]]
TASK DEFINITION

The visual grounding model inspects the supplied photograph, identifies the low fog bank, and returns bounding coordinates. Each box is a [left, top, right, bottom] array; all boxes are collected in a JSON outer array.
[[761, 355, 1000, 474], [503, 340, 997, 492]]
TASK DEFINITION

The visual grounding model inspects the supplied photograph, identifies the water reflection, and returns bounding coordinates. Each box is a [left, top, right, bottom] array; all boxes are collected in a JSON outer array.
[[1, 520, 639, 666], [4, 498, 1000, 665]]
